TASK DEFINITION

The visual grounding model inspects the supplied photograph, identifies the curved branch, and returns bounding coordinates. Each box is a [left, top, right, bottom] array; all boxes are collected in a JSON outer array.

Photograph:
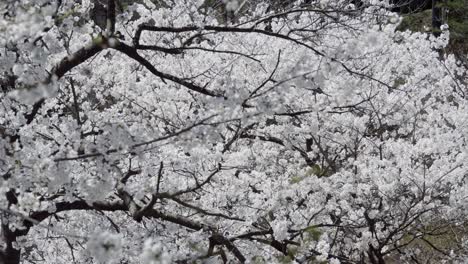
[[113, 42, 222, 97], [134, 25, 325, 57], [50, 41, 103, 80]]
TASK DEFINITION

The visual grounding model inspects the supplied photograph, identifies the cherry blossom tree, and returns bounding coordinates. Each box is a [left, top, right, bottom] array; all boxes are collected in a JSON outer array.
[[1, 0, 467, 263]]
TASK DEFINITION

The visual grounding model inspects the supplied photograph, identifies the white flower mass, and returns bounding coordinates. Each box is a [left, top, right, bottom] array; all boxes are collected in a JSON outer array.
[[0, 0, 467, 263]]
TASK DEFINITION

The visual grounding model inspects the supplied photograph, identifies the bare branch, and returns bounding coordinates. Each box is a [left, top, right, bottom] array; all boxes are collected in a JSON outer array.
[[133, 25, 325, 57], [113, 42, 222, 97], [54, 115, 216, 162], [169, 197, 244, 221]]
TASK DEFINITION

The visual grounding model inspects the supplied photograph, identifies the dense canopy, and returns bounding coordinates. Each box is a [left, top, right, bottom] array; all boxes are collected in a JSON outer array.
[[1, 0, 467, 263]]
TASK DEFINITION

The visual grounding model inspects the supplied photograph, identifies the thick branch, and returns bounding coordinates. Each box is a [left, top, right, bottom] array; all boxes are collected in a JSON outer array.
[[23, 40, 103, 125], [51, 41, 103, 80], [133, 25, 325, 57], [113, 42, 222, 97], [11, 198, 204, 237], [106, 0, 116, 35]]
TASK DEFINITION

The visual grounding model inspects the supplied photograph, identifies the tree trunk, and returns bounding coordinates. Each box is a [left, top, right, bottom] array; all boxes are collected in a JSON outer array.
[[1, 192, 21, 264], [0, 247, 21, 264], [432, 0, 442, 36]]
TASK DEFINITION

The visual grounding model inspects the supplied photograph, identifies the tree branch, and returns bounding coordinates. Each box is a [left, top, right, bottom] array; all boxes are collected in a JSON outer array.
[[113, 42, 222, 97], [106, 0, 116, 36]]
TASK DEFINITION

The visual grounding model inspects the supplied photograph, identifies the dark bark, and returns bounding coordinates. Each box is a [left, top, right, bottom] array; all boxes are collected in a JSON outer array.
[[0, 74, 16, 93], [432, 0, 442, 36], [368, 244, 386, 264], [0, 247, 21, 264], [113, 42, 222, 97], [1, 221, 20, 264], [391, 0, 432, 13], [51, 43, 103, 80]]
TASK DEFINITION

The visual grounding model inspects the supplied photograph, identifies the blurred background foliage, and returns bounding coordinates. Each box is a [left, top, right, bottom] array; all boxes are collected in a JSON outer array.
[[396, 0, 468, 64]]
